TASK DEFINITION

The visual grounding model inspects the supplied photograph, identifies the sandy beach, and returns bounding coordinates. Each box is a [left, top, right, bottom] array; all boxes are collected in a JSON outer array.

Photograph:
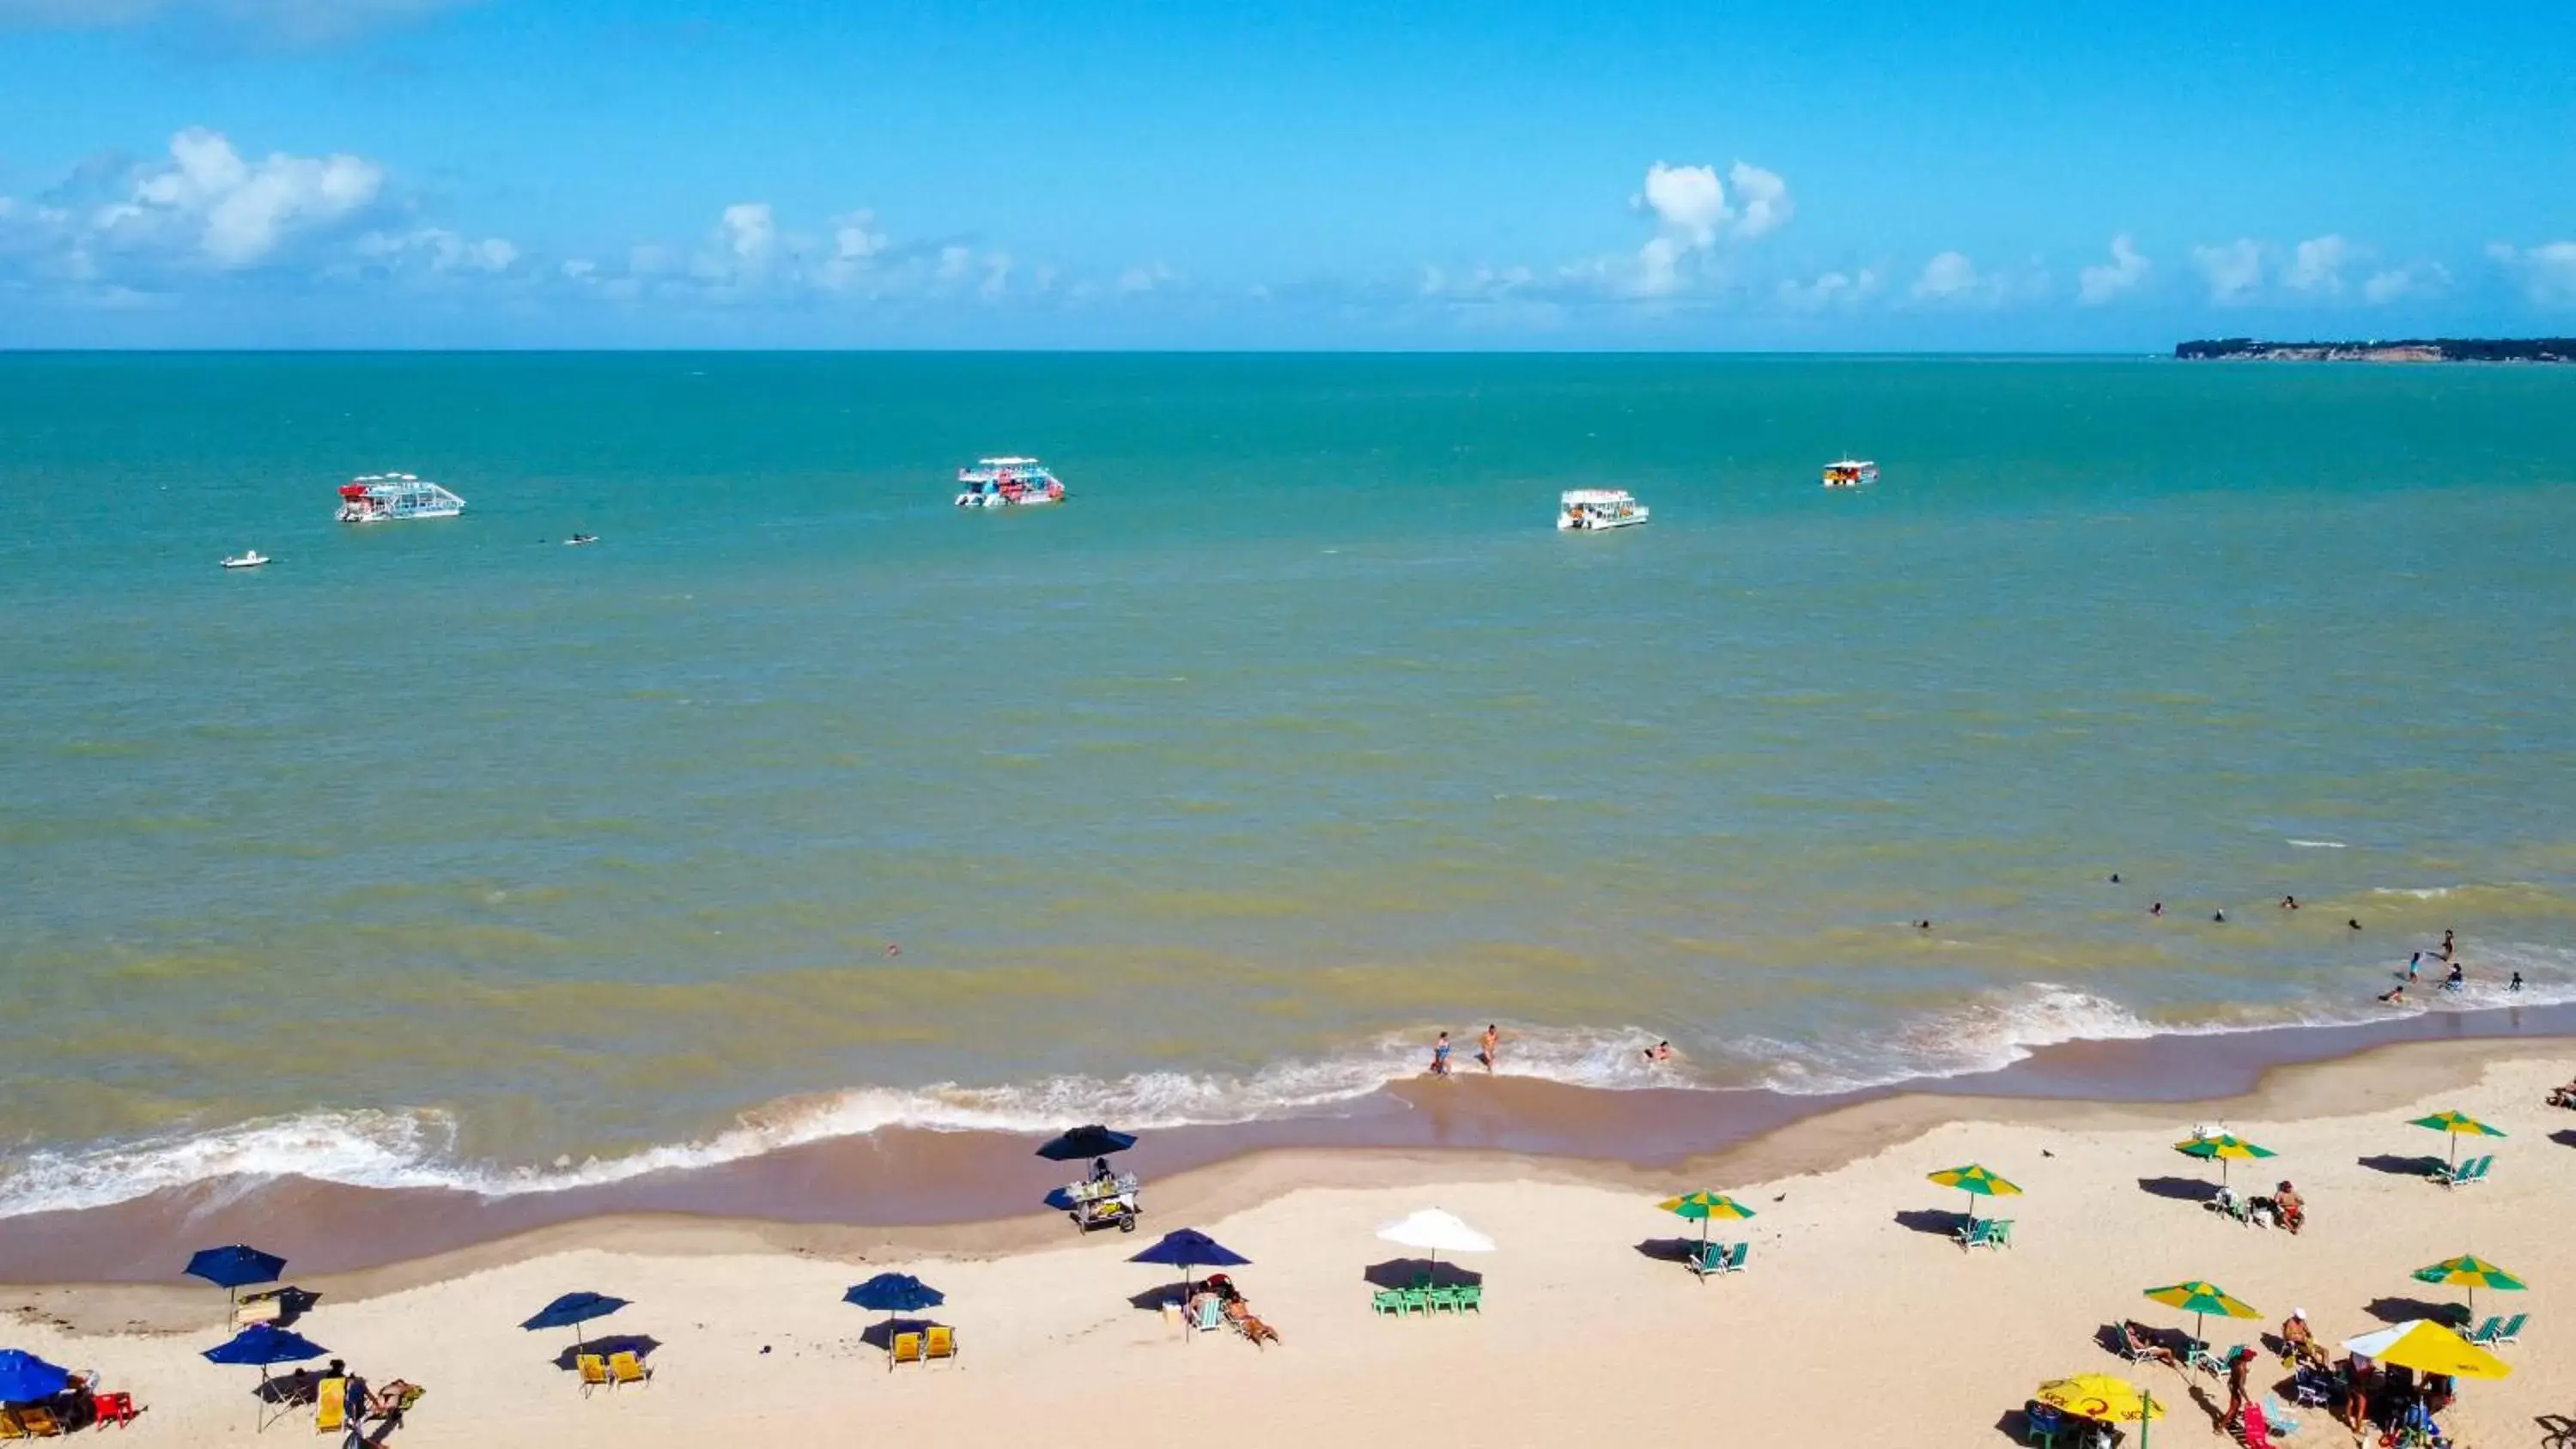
[[5, 1039, 2570, 1446]]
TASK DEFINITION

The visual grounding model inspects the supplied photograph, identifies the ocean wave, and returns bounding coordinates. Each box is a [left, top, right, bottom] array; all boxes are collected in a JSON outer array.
[[2371, 886, 2454, 899], [4, 959, 2571, 1219], [2287, 839, 2348, 849]]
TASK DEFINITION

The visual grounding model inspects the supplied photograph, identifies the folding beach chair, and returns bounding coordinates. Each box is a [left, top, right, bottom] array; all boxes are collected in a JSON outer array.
[[0, 1410, 24, 1441], [607, 1352, 651, 1388], [2494, 1313, 2526, 1344], [888, 1332, 922, 1371], [924, 1325, 957, 1366], [9, 1410, 58, 1440], [576, 1354, 609, 1396], [313, 1377, 347, 1435]]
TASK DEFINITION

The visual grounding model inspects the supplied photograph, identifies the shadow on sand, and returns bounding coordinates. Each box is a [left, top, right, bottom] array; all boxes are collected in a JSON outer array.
[[2137, 1175, 2221, 1203], [550, 1336, 661, 1372], [1361, 1258, 1483, 1290]]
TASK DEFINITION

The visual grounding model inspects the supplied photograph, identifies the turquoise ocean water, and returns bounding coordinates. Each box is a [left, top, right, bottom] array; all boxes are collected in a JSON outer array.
[[3, 353, 2573, 1215]]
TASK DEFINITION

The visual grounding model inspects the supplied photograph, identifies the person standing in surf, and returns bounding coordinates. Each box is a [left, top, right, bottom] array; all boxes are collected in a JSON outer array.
[[1430, 1031, 1453, 1077], [1478, 1024, 1499, 1072]]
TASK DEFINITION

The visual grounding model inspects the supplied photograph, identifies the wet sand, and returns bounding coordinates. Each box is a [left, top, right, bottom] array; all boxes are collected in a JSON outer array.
[[2, 1039, 2570, 1448], [3, 998, 2570, 1284]]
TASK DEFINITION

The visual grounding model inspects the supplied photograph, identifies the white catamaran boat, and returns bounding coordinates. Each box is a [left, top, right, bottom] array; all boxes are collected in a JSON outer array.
[[1821, 458, 1879, 489], [954, 457, 1066, 508], [1558, 488, 1650, 531], [336, 474, 467, 523], [221, 550, 270, 569]]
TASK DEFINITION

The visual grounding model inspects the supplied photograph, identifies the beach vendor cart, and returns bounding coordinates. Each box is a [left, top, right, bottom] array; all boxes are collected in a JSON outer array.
[[1038, 1125, 1143, 1234]]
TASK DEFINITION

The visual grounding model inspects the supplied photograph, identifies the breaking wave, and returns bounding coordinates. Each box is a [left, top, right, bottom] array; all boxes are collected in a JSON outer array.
[[4, 950, 2570, 1220]]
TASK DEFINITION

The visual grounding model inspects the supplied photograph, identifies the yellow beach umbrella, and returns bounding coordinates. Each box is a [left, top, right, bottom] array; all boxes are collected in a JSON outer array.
[[2173, 1131, 2275, 1187], [2037, 1373, 2165, 1449], [1656, 1191, 1756, 1246], [2409, 1110, 2506, 1168], [1927, 1164, 2021, 1225], [2339, 1319, 2511, 1379], [2142, 1280, 2260, 1348]]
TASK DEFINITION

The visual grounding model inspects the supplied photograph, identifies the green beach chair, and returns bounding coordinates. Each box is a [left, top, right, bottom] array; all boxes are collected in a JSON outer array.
[[1370, 1288, 1403, 1316], [1399, 1287, 1431, 1316], [1455, 1282, 1480, 1313], [1427, 1285, 1461, 1315], [1686, 1240, 1728, 1278], [2465, 1316, 2503, 1346], [2494, 1313, 2525, 1344]]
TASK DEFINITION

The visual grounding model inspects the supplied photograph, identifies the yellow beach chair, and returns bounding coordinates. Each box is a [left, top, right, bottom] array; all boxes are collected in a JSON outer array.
[[0, 1408, 26, 1440], [888, 1332, 922, 1372], [313, 1378, 347, 1435], [607, 1351, 652, 1389], [11, 1409, 58, 1440], [576, 1354, 609, 1397], [924, 1325, 957, 1367]]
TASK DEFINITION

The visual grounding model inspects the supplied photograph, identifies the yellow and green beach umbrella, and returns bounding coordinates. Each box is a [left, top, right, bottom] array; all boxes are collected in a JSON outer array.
[[1927, 1164, 2021, 1226], [2411, 1254, 2526, 1322], [2409, 1110, 2506, 1167], [2037, 1373, 2165, 1449], [2339, 1319, 2511, 1380], [1657, 1191, 1756, 1246], [2143, 1280, 2260, 1347], [2174, 1131, 2276, 1186]]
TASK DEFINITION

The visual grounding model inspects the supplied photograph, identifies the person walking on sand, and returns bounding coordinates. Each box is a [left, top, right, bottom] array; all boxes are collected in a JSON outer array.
[[1430, 1031, 1452, 1077], [1479, 1024, 1498, 1072], [2224, 1345, 2251, 1428]]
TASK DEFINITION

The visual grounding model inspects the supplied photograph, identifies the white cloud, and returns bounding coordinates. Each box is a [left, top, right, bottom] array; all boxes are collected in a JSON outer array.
[[2282, 234, 2352, 294], [2077, 234, 2151, 305], [2488, 241, 2576, 306], [1638, 162, 1727, 247], [351, 227, 516, 276], [1777, 268, 1880, 311], [1117, 261, 1180, 294], [978, 251, 1012, 300], [2360, 262, 2449, 305], [1420, 264, 1534, 300], [717, 203, 775, 268], [1625, 158, 1794, 295], [2191, 239, 2263, 304], [934, 245, 973, 282], [111, 127, 382, 266], [1911, 251, 1995, 303], [1727, 162, 1793, 240]]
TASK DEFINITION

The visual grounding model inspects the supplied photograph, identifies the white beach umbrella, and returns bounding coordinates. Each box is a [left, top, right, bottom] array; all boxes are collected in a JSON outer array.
[[1376, 1209, 1494, 1286]]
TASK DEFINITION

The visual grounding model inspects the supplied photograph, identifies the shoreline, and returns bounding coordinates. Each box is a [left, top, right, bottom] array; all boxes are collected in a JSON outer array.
[[4, 999, 2570, 1294], [1, 1041, 2568, 1448]]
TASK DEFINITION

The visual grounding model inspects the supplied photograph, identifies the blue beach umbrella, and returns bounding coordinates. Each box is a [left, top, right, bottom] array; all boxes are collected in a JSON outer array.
[[204, 1324, 328, 1372], [519, 1292, 629, 1354], [185, 1245, 287, 1302], [1130, 1229, 1249, 1341], [843, 1274, 945, 1316], [1036, 1125, 1137, 1162], [0, 1349, 72, 1405]]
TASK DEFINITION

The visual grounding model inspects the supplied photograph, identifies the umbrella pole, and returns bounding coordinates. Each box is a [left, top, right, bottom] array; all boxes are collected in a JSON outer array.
[[2139, 1388, 2152, 1449]]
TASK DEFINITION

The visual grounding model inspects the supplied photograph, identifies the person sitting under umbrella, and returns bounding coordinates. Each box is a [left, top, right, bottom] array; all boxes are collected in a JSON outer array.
[[2121, 1319, 2178, 1366], [1091, 1156, 1117, 1186], [2279, 1308, 2328, 1369]]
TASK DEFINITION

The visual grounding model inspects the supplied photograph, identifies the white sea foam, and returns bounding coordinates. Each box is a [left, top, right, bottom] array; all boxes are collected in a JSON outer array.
[[2371, 886, 2454, 899], [5, 960, 2571, 1219], [2287, 839, 2348, 849]]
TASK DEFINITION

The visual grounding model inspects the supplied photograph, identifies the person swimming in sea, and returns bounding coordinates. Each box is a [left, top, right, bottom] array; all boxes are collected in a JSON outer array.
[[2213, 909, 2227, 923], [2510, 971, 2524, 993], [2441, 928, 2456, 961], [2281, 894, 2300, 910], [2150, 901, 2163, 917], [1642, 1040, 1673, 1064], [2444, 961, 2465, 991], [2348, 918, 2362, 931], [2379, 983, 2408, 1004]]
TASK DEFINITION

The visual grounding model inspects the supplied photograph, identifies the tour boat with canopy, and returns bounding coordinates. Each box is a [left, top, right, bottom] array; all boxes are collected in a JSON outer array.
[[336, 475, 467, 523], [1821, 458, 1879, 488], [1558, 488, 1650, 531], [955, 458, 1066, 507]]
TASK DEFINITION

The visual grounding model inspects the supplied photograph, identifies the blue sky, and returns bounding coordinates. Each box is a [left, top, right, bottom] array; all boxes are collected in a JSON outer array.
[[2, 0, 2572, 348]]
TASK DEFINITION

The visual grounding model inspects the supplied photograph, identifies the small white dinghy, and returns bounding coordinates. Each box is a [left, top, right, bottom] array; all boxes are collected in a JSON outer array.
[[222, 550, 270, 569]]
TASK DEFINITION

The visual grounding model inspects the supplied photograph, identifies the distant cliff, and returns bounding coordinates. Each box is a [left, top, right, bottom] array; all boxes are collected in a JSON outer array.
[[2176, 337, 2576, 363]]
